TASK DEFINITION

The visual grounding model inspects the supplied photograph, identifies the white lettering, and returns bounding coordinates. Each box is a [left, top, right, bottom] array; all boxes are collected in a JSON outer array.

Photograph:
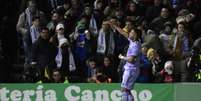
[[45, 90, 57, 101], [138, 90, 152, 101], [64, 85, 80, 101], [23, 90, 35, 101], [81, 90, 93, 101], [131, 90, 138, 101], [111, 90, 121, 101], [35, 85, 43, 101], [0, 88, 9, 101], [95, 90, 109, 101], [10, 90, 22, 101]]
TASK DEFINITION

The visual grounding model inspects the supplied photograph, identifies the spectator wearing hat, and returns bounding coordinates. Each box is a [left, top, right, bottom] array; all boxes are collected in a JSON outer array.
[[47, 11, 64, 36], [50, 23, 66, 46], [54, 37, 70, 76], [159, 61, 174, 83], [69, 18, 94, 80]]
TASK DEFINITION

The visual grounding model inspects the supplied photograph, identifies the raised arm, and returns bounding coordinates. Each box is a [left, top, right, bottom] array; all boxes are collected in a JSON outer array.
[[113, 24, 129, 39]]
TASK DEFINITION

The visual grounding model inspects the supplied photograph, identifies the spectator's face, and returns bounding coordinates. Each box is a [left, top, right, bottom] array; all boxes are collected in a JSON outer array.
[[85, 7, 92, 16], [111, 0, 118, 4], [28, 1, 37, 13], [110, 18, 117, 27], [104, 6, 111, 16], [64, 3, 70, 10], [102, 22, 110, 32], [52, 71, 62, 83], [115, 10, 123, 18], [52, 13, 59, 22], [177, 24, 185, 32], [160, 8, 169, 18], [40, 29, 49, 40], [71, 0, 78, 6], [125, 21, 133, 32], [129, 29, 136, 40], [57, 28, 64, 35], [142, 47, 148, 55], [33, 19, 40, 26], [104, 57, 111, 67], [154, 0, 161, 6], [164, 26, 171, 33], [97, 2, 103, 10], [129, 3, 136, 12], [89, 61, 96, 68]]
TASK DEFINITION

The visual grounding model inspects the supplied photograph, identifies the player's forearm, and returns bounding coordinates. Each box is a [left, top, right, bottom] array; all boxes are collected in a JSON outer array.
[[119, 55, 136, 63]]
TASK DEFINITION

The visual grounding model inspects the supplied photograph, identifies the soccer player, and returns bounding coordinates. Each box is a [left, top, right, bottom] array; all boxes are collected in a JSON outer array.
[[113, 23, 141, 101]]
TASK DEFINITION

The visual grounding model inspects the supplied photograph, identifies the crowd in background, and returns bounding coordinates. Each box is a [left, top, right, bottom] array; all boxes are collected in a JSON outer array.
[[13, 0, 201, 83]]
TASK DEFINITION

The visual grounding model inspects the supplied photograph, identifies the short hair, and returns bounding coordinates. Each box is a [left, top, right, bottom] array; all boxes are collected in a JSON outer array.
[[52, 68, 61, 74], [27, 0, 37, 7], [88, 57, 96, 62], [41, 27, 49, 32], [32, 16, 40, 21]]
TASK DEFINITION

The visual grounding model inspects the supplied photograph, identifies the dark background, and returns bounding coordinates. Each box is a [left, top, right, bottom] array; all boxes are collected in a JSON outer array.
[[0, 0, 22, 82]]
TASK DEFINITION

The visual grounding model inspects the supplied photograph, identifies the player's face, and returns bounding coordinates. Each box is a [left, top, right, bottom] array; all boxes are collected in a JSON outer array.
[[129, 29, 137, 40]]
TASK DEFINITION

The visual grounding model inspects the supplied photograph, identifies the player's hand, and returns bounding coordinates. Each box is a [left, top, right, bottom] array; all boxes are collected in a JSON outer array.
[[118, 54, 124, 59]]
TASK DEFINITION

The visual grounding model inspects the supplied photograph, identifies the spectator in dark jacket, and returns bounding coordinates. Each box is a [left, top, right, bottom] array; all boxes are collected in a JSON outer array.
[[31, 27, 57, 80], [150, 7, 174, 34]]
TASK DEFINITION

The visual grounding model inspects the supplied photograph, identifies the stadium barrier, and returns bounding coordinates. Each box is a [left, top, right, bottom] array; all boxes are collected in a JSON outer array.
[[0, 83, 201, 101]]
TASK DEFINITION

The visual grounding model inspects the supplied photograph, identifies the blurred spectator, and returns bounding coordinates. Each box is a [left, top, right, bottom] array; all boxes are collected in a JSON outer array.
[[125, 1, 140, 22], [30, 16, 40, 44], [86, 57, 99, 80], [31, 27, 57, 80], [169, 22, 190, 59], [159, 21, 173, 55], [150, 7, 174, 34], [9, 0, 201, 83], [145, 0, 163, 23], [69, 17, 94, 79], [97, 20, 115, 55], [187, 37, 201, 82], [47, 11, 64, 36], [16, 0, 47, 67], [159, 61, 174, 83], [137, 45, 152, 83], [100, 55, 118, 82], [87, 73, 111, 83], [143, 29, 165, 56], [51, 68, 68, 83], [147, 48, 166, 82]]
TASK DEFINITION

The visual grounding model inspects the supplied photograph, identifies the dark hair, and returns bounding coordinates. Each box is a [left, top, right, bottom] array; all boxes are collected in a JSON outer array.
[[133, 28, 142, 41], [88, 57, 96, 62], [32, 16, 40, 21], [52, 68, 61, 73], [96, 73, 108, 83], [41, 27, 49, 32], [177, 22, 186, 28]]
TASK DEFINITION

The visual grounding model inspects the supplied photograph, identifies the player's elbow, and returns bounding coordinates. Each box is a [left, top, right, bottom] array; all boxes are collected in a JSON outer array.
[[127, 56, 137, 63]]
